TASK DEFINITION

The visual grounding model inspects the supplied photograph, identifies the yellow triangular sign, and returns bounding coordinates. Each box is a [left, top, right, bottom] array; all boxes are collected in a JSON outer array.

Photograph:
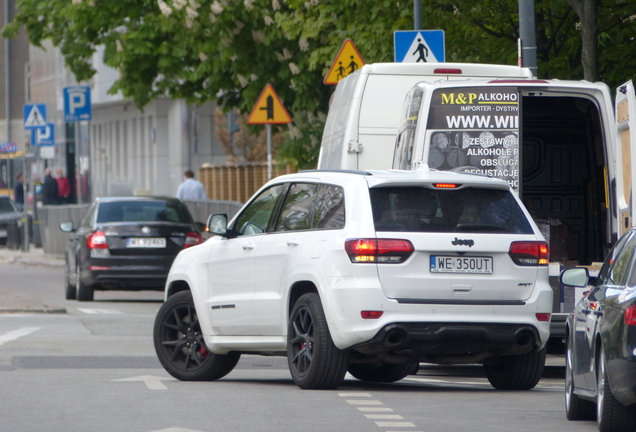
[[247, 84, 292, 125], [324, 39, 366, 85]]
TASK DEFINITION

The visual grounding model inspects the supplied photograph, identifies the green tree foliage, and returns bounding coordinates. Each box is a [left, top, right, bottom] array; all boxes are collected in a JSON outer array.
[[4, 0, 636, 169]]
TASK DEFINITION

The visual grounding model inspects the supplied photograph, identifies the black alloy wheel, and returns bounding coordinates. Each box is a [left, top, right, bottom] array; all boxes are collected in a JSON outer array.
[[153, 290, 240, 381], [287, 293, 348, 389], [65, 257, 76, 300]]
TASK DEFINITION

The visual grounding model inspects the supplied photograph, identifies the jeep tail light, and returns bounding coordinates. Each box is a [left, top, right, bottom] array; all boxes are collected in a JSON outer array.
[[87, 230, 108, 249], [624, 305, 636, 326], [184, 232, 203, 248], [345, 239, 414, 263], [535, 313, 551, 322], [509, 241, 549, 266], [433, 183, 460, 189], [361, 311, 384, 319]]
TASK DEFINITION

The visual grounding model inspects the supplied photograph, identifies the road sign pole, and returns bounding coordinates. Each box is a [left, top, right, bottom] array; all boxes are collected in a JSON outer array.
[[267, 124, 272, 180]]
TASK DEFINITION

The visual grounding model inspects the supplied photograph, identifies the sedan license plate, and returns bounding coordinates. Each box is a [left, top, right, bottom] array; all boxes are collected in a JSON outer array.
[[430, 256, 493, 274], [126, 237, 166, 248]]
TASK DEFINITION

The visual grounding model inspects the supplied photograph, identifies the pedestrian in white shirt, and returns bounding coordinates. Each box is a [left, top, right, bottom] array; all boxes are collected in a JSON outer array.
[[176, 169, 208, 200]]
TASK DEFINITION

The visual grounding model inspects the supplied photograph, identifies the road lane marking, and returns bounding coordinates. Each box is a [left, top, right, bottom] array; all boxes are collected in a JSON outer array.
[[346, 400, 384, 405], [113, 375, 174, 390], [357, 407, 395, 412], [0, 327, 41, 347], [77, 308, 124, 315], [338, 392, 372, 397], [375, 422, 416, 427], [365, 414, 405, 420]]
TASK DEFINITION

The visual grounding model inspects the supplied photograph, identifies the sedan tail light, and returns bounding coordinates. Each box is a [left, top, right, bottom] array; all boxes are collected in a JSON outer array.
[[624, 305, 636, 326], [87, 230, 108, 249], [345, 238, 414, 263], [184, 232, 203, 248], [509, 241, 549, 266]]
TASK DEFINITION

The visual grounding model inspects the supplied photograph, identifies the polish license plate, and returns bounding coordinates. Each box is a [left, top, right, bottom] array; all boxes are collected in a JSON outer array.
[[430, 256, 493, 274], [126, 237, 166, 248]]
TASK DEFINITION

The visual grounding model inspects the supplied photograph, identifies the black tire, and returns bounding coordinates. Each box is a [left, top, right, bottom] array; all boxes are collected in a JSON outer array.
[[597, 348, 636, 432], [484, 347, 546, 390], [287, 293, 349, 389], [65, 257, 77, 300], [565, 334, 595, 420], [154, 290, 240, 381], [348, 362, 419, 383], [76, 263, 94, 302]]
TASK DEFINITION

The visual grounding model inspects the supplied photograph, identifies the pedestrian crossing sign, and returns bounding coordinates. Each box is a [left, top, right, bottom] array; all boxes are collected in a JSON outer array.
[[23, 104, 47, 129], [247, 84, 292, 125], [394, 30, 445, 63], [324, 39, 366, 85]]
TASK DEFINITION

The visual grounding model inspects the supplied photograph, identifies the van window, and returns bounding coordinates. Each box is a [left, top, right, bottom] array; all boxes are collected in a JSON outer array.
[[370, 186, 532, 234], [424, 87, 520, 189]]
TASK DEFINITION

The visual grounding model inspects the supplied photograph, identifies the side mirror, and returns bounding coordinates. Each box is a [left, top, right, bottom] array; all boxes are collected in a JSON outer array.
[[560, 267, 590, 287], [59, 221, 75, 233], [207, 213, 228, 236]]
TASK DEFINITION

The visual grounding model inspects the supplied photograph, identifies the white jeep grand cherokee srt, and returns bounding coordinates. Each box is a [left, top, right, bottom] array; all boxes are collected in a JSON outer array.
[[153, 167, 553, 390]]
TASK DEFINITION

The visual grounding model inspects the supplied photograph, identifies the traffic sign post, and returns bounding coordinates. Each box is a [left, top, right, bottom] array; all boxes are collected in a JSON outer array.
[[394, 30, 445, 63], [64, 86, 93, 204], [324, 39, 365, 85], [23, 104, 47, 129], [247, 84, 292, 180]]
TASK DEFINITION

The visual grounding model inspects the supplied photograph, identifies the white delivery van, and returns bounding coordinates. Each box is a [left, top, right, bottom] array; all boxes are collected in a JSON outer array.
[[318, 62, 533, 170], [392, 78, 636, 338]]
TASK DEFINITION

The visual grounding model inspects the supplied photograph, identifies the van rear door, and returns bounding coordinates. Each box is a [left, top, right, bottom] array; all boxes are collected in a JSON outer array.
[[614, 80, 636, 235]]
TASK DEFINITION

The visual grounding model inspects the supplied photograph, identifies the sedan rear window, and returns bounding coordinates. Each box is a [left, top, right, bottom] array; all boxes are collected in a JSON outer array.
[[370, 186, 532, 234], [97, 201, 192, 224], [0, 197, 18, 214]]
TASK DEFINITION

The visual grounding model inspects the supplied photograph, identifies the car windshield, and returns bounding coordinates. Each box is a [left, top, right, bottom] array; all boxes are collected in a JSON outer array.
[[370, 186, 533, 234], [0, 197, 18, 214], [97, 201, 192, 224]]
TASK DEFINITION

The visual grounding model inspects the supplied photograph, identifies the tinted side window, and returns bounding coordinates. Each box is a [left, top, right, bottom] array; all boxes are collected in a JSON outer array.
[[276, 183, 318, 232], [608, 233, 636, 286], [234, 184, 286, 236], [313, 184, 345, 229], [598, 232, 633, 285], [370, 186, 532, 234]]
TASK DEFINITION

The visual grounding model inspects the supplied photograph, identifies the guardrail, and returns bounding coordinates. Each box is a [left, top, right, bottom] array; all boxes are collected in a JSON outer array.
[[37, 199, 244, 256]]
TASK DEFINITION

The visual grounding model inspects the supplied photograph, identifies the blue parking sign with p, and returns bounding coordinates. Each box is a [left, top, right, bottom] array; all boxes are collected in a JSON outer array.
[[64, 86, 92, 122]]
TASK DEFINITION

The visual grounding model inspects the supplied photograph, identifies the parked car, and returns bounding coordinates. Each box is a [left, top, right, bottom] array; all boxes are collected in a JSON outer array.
[[153, 167, 553, 389], [0, 195, 22, 246], [60, 196, 204, 301], [562, 229, 636, 432]]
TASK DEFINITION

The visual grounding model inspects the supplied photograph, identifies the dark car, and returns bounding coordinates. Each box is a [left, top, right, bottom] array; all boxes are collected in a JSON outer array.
[[0, 195, 22, 246], [60, 196, 204, 301], [561, 229, 636, 432]]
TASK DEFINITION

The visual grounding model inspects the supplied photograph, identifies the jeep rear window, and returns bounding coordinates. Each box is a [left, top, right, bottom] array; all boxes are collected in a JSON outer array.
[[370, 186, 532, 234]]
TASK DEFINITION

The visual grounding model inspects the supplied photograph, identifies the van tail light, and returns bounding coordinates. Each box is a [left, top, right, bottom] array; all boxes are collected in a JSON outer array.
[[509, 241, 549, 266], [87, 230, 108, 249], [345, 238, 414, 264], [624, 305, 636, 326], [184, 232, 203, 248], [434, 68, 462, 74]]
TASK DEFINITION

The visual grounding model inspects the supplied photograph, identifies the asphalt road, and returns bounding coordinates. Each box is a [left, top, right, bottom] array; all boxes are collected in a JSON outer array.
[[0, 259, 598, 432]]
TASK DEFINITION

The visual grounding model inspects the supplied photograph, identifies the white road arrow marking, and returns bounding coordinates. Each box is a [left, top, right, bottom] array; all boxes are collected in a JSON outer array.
[[0, 327, 41, 347], [113, 375, 174, 390]]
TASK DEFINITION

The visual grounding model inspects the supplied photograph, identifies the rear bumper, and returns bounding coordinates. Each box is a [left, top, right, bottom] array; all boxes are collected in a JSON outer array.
[[351, 322, 542, 363], [82, 255, 175, 290]]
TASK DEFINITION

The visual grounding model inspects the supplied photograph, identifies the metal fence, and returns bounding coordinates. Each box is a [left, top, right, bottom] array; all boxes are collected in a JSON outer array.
[[37, 199, 244, 256]]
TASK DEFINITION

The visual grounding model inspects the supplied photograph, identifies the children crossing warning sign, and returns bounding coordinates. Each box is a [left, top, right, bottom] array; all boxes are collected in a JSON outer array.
[[247, 84, 292, 125], [324, 39, 365, 85]]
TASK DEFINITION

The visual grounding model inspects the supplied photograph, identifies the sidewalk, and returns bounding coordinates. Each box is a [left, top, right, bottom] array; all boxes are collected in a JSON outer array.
[[0, 246, 65, 268]]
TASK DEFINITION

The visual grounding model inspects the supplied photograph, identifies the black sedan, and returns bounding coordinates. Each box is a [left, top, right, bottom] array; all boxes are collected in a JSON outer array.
[[561, 229, 636, 432], [60, 196, 204, 301], [0, 195, 22, 246]]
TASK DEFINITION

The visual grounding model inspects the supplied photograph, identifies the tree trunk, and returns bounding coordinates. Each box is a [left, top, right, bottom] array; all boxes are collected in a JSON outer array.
[[566, 0, 600, 81]]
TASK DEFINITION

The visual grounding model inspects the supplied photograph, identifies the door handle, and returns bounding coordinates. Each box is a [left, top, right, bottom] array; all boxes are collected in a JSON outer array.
[[242, 243, 255, 250], [287, 240, 300, 246]]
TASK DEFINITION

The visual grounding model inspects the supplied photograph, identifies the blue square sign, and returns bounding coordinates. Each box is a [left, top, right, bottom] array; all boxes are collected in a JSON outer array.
[[394, 30, 445, 63], [63, 86, 92, 122]]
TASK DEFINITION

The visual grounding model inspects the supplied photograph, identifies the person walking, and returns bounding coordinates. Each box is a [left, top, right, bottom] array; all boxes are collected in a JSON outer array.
[[42, 168, 59, 205], [13, 172, 24, 211], [56, 168, 71, 204], [176, 169, 208, 200]]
